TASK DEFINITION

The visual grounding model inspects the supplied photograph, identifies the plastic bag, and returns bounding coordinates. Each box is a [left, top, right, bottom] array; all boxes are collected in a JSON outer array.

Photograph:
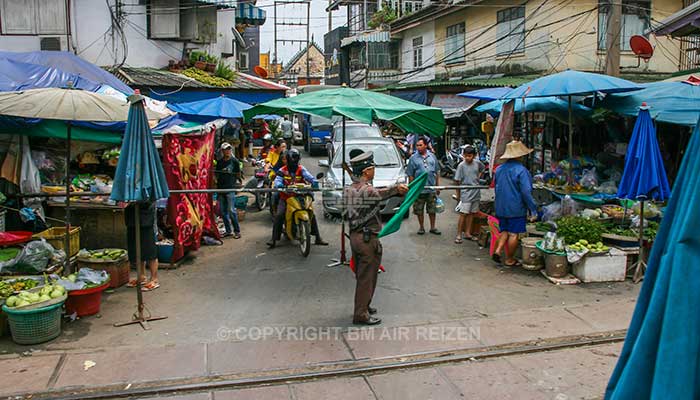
[[77, 268, 109, 285], [542, 202, 562, 222], [560, 195, 580, 217], [632, 202, 661, 218], [0, 239, 55, 274], [566, 245, 589, 264], [599, 180, 618, 195], [580, 168, 598, 189], [435, 197, 445, 214]]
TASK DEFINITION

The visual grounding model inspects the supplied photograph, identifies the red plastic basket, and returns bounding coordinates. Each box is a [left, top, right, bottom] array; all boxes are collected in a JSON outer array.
[[64, 282, 110, 317]]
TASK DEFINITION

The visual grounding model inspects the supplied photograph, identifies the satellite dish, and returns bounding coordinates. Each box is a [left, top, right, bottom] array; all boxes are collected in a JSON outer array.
[[630, 35, 654, 61], [254, 66, 268, 78]]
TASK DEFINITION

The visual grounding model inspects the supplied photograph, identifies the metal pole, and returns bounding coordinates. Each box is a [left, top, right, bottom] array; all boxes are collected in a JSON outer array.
[[134, 203, 145, 321], [328, 115, 348, 267], [64, 123, 72, 273], [273, 1, 278, 66], [306, 1, 311, 85], [568, 95, 573, 159]]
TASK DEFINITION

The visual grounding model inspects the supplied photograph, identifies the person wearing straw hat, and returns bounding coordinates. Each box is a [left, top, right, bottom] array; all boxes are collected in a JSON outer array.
[[492, 140, 538, 267]]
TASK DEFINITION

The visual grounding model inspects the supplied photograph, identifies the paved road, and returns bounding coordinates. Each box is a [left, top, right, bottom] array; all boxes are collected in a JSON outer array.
[[0, 150, 640, 354]]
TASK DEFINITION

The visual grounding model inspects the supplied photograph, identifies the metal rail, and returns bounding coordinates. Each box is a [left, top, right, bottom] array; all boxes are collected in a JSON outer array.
[[31, 330, 626, 400]]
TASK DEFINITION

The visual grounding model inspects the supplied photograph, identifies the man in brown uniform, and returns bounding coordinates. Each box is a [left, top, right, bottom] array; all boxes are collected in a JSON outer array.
[[346, 150, 408, 325]]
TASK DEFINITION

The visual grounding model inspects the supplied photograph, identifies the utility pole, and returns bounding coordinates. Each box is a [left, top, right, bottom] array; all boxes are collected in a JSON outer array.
[[364, 0, 369, 88], [605, 0, 622, 76], [273, 1, 278, 69], [328, 0, 332, 32], [273, 1, 311, 84], [306, 1, 311, 85]]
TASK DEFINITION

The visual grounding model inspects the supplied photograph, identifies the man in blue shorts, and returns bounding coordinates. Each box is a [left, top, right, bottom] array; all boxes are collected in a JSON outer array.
[[493, 140, 538, 267]]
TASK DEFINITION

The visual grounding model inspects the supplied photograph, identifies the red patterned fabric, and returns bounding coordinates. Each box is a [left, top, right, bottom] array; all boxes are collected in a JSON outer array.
[[161, 129, 219, 262]]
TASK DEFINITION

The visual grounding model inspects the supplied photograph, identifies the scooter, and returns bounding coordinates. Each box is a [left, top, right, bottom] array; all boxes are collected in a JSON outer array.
[[441, 144, 469, 178], [244, 159, 271, 211], [284, 183, 316, 257]]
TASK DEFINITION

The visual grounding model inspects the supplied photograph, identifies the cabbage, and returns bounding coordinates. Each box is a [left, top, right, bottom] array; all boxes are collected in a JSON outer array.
[[5, 296, 17, 307]]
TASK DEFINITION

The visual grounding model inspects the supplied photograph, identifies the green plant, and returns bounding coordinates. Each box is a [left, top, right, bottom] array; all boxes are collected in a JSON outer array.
[[555, 216, 605, 245], [215, 60, 236, 80], [189, 50, 207, 64], [182, 68, 233, 87], [368, 6, 397, 29], [205, 53, 218, 64]]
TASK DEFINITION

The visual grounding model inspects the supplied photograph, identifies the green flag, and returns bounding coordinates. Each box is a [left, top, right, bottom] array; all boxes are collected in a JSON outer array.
[[378, 172, 428, 238]]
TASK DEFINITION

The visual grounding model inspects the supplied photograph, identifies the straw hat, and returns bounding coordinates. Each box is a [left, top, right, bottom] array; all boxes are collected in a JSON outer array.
[[500, 140, 533, 160]]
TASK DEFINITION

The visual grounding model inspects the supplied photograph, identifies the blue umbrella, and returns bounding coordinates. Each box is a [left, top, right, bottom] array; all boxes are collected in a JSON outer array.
[[458, 87, 513, 101], [616, 105, 671, 283], [602, 81, 700, 127], [476, 97, 592, 117], [617, 106, 671, 202], [167, 95, 252, 119], [605, 116, 700, 399], [502, 70, 641, 157], [111, 93, 169, 329]]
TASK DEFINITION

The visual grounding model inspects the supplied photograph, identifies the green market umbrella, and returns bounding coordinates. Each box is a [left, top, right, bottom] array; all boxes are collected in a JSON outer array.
[[245, 87, 445, 265], [244, 87, 445, 137]]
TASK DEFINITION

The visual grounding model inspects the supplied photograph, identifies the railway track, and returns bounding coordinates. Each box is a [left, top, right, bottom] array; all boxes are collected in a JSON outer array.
[[23, 329, 626, 400]]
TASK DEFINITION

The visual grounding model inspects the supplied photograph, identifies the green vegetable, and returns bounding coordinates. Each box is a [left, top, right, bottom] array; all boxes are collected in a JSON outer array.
[[5, 295, 17, 307], [555, 216, 605, 245]]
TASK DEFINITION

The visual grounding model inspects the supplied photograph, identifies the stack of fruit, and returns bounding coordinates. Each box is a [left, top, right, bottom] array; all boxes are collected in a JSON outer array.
[[0, 280, 13, 298], [4, 284, 65, 308], [9, 278, 38, 292], [567, 239, 610, 254]]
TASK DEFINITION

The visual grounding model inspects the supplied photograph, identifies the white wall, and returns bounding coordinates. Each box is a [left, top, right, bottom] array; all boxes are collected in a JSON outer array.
[[397, 20, 434, 83], [0, 0, 237, 68]]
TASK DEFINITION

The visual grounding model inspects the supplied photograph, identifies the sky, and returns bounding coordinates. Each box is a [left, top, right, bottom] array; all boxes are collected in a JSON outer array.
[[257, 0, 347, 65]]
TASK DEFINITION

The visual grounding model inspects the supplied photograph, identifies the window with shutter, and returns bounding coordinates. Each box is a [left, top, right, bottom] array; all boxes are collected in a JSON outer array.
[[0, 0, 67, 35], [149, 0, 180, 39], [445, 22, 465, 64], [598, 0, 651, 51], [496, 6, 525, 57], [412, 36, 423, 68]]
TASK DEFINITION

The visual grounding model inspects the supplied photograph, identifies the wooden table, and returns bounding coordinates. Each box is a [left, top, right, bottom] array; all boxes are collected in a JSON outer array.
[[46, 201, 127, 251]]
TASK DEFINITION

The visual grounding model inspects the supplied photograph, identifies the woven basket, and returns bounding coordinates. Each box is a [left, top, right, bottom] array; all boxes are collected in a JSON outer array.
[[3, 301, 64, 345]]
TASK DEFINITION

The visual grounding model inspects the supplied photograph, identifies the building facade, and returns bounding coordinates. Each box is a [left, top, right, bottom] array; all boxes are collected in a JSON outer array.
[[0, 0, 265, 70]]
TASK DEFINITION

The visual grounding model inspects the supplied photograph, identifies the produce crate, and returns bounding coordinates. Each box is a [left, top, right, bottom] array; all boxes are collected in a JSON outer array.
[[602, 233, 639, 248], [65, 281, 109, 317], [157, 243, 174, 263], [2, 301, 64, 345], [33, 227, 81, 257], [572, 248, 627, 283], [77, 257, 129, 289]]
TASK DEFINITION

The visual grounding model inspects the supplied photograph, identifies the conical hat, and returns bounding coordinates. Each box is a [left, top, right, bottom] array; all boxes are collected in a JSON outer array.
[[500, 140, 533, 160]]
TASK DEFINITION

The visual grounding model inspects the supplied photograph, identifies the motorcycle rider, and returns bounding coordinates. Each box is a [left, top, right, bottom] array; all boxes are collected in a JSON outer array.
[[264, 139, 287, 174], [259, 134, 274, 160], [267, 149, 328, 248]]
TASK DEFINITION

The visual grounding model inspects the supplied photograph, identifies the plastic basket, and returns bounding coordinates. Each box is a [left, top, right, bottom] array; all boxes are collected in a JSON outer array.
[[65, 282, 109, 317], [33, 227, 81, 257], [77, 254, 129, 289], [235, 195, 248, 210], [2, 301, 64, 345]]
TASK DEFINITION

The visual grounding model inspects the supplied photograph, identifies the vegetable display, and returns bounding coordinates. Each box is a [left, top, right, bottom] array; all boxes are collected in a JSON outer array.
[[77, 248, 127, 262], [0, 281, 13, 298], [4, 283, 65, 308], [555, 216, 605, 245]]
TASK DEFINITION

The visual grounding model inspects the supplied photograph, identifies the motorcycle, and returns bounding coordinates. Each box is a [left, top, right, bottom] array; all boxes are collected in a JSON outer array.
[[284, 183, 316, 257], [441, 144, 469, 178], [245, 159, 271, 211]]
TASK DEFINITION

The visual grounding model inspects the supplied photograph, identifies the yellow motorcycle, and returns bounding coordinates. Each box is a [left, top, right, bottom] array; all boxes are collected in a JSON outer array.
[[284, 184, 315, 257]]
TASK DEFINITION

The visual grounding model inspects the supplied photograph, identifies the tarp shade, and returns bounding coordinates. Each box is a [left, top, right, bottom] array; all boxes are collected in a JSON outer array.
[[601, 81, 700, 126], [147, 90, 285, 105], [0, 51, 133, 94], [0, 58, 101, 92], [389, 89, 428, 105], [0, 117, 122, 144]]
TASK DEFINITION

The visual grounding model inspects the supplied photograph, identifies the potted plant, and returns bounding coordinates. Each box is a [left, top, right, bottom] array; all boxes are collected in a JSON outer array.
[[205, 54, 218, 73], [190, 51, 207, 70]]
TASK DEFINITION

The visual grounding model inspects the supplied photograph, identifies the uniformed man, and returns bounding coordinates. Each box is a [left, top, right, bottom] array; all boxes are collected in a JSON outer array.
[[345, 150, 408, 325]]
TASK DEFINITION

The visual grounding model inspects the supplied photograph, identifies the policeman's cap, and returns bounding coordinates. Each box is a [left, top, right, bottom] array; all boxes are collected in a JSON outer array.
[[350, 150, 375, 175]]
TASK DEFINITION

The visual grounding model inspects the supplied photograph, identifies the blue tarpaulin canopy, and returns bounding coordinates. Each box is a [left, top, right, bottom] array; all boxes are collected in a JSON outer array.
[[167, 95, 252, 119], [458, 87, 513, 101], [617, 106, 671, 202], [502, 70, 642, 99], [252, 114, 283, 120], [601, 81, 700, 126], [605, 116, 700, 400], [0, 58, 101, 92], [0, 51, 133, 94], [475, 97, 593, 117]]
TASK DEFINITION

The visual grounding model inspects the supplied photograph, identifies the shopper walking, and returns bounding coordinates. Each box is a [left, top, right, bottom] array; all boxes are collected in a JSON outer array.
[[492, 140, 538, 266], [407, 137, 441, 235]]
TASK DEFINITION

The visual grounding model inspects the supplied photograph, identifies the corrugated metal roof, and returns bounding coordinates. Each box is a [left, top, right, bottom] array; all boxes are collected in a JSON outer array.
[[341, 31, 392, 47], [375, 75, 538, 91], [236, 3, 266, 25], [115, 67, 289, 91]]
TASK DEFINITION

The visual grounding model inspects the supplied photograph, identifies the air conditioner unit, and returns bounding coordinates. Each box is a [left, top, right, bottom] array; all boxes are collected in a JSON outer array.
[[40, 36, 67, 51]]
